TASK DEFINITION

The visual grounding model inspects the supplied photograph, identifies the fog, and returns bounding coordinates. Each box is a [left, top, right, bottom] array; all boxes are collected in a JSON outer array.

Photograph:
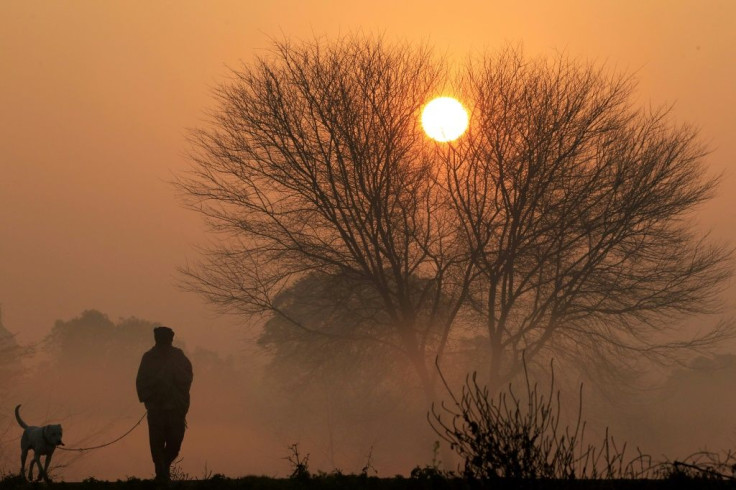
[[0, 310, 440, 480], [3, 309, 736, 481], [1, 0, 735, 482]]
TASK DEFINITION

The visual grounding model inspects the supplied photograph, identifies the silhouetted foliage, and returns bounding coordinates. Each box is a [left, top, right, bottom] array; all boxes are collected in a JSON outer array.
[[410, 441, 452, 480], [658, 451, 736, 481], [285, 444, 311, 480], [430, 361, 654, 479]]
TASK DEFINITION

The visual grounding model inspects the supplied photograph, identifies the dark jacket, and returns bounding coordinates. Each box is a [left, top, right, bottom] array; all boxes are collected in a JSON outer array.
[[136, 344, 193, 414]]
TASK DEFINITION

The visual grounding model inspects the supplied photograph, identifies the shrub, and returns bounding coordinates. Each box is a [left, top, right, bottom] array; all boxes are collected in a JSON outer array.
[[429, 361, 652, 479], [285, 443, 311, 480]]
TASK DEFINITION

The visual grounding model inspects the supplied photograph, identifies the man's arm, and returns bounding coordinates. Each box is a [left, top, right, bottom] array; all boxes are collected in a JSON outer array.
[[177, 351, 193, 392], [136, 352, 156, 403]]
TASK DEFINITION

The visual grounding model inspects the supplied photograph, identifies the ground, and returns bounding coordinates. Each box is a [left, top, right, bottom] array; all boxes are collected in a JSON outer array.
[[1, 475, 734, 490]]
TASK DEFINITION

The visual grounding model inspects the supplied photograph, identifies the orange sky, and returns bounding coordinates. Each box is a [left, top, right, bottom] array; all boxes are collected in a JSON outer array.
[[1, 1, 734, 354]]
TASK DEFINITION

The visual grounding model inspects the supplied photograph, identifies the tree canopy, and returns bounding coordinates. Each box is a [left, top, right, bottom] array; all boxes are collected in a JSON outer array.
[[179, 36, 732, 396]]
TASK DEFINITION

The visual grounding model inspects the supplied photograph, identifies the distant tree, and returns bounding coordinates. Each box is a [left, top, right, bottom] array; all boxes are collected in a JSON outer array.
[[257, 271, 416, 399], [0, 308, 29, 469], [179, 36, 732, 397], [47, 309, 154, 370], [258, 272, 436, 469], [0, 307, 23, 392], [30, 310, 158, 413]]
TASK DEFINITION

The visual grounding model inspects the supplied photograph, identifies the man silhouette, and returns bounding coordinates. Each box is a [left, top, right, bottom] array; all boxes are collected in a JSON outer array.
[[136, 326, 193, 482]]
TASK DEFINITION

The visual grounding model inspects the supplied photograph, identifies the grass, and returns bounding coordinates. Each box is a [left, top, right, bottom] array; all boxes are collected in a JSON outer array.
[[3, 473, 736, 490]]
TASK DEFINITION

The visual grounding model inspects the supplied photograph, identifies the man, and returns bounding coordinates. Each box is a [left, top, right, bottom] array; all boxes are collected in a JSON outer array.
[[136, 326, 193, 482]]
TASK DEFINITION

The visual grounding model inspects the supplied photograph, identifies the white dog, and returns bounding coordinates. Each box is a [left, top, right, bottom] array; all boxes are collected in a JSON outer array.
[[15, 404, 64, 482]]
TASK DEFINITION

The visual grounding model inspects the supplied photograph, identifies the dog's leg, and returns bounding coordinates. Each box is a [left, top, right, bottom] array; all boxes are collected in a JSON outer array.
[[33, 455, 45, 482], [28, 455, 38, 481], [41, 452, 53, 482], [19, 447, 28, 479]]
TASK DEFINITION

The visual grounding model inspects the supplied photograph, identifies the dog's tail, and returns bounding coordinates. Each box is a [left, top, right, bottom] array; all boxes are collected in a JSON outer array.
[[14, 405, 28, 429]]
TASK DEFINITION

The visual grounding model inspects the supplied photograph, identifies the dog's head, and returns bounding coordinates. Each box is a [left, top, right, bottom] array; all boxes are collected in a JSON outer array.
[[43, 424, 64, 446]]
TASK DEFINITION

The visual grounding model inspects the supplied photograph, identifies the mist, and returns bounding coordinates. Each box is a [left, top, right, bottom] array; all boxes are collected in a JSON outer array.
[[0, 309, 442, 480], [2, 308, 736, 481], [1, 0, 735, 482]]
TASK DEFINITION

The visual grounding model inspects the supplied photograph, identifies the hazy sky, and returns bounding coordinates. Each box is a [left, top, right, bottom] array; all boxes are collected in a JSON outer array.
[[1, 1, 734, 354]]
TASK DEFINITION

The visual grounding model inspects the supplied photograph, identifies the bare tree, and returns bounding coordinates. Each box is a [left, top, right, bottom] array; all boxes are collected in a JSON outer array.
[[179, 37, 731, 398], [178, 36, 472, 399], [441, 47, 732, 388]]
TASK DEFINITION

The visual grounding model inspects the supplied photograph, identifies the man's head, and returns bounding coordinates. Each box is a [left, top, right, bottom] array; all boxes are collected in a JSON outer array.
[[153, 326, 175, 346]]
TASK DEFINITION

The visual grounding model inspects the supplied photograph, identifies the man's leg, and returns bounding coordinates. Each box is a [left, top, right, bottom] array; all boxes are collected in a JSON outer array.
[[147, 410, 168, 481], [163, 411, 187, 474]]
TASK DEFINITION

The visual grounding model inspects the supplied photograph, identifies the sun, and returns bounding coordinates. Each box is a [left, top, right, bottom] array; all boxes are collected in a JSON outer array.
[[421, 97, 469, 142]]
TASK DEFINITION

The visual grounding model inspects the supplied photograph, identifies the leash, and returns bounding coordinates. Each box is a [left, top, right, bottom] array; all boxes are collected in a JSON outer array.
[[58, 411, 147, 452]]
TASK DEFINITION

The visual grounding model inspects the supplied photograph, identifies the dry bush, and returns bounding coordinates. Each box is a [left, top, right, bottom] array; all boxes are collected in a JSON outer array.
[[430, 361, 654, 479]]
